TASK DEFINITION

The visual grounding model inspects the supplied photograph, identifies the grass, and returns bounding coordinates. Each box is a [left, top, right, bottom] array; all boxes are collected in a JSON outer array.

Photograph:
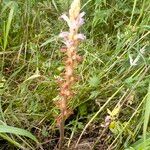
[[0, 0, 150, 149]]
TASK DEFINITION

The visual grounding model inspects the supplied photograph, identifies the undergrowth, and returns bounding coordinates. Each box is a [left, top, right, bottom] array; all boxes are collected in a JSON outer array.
[[0, 0, 150, 149]]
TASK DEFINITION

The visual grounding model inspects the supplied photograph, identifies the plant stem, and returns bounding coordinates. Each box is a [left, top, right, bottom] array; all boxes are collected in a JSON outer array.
[[59, 98, 66, 149], [59, 116, 64, 150]]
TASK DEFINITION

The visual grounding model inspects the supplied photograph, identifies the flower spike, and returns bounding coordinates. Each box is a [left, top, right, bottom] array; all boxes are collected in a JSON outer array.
[[56, 0, 85, 149]]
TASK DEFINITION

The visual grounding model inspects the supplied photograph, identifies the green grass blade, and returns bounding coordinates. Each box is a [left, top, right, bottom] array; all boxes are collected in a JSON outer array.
[[0, 125, 38, 143], [128, 134, 150, 150], [143, 83, 150, 148], [1, 1, 13, 14], [0, 133, 26, 149], [129, 0, 138, 25], [3, 2, 15, 50]]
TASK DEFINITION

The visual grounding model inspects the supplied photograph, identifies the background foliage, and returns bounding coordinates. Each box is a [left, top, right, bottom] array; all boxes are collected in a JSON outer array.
[[0, 0, 150, 149]]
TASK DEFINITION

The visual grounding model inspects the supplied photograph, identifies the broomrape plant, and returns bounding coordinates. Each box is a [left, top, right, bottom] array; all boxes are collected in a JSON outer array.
[[56, 0, 85, 148]]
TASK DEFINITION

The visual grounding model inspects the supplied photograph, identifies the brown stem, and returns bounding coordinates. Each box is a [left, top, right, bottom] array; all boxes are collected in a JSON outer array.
[[59, 113, 65, 150], [58, 98, 66, 150]]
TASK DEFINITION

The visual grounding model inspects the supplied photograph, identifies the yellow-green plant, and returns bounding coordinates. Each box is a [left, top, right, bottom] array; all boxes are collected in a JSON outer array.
[[56, 0, 85, 148]]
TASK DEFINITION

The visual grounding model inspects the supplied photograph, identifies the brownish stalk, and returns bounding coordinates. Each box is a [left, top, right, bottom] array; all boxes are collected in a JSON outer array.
[[56, 0, 85, 149]]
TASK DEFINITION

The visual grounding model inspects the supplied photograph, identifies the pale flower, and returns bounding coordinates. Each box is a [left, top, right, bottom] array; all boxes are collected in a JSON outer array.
[[75, 33, 86, 40], [59, 32, 69, 39], [60, 14, 71, 27], [60, 12, 85, 30]]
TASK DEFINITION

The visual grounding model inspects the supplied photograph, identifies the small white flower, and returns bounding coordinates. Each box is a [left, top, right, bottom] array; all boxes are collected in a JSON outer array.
[[101, 115, 111, 128], [140, 46, 146, 54], [60, 14, 71, 27], [129, 45, 146, 66], [75, 33, 86, 40], [59, 32, 69, 39], [79, 12, 86, 18], [60, 12, 85, 29], [129, 54, 137, 66]]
